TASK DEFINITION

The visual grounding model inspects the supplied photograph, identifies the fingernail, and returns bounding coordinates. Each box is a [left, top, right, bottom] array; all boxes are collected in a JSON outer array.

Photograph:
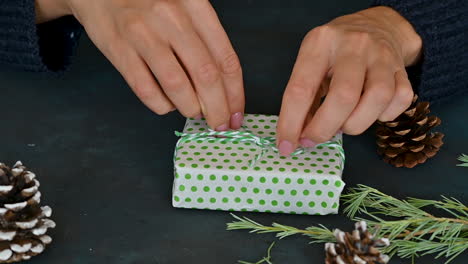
[[194, 114, 203, 119], [278, 140, 294, 156], [230, 112, 244, 129], [216, 123, 229, 131], [300, 138, 317, 148], [337, 129, 343, 134]]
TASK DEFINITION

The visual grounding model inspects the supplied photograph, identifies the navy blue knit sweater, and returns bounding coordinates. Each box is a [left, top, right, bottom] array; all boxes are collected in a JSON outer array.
[[0, 0, 466, 103]]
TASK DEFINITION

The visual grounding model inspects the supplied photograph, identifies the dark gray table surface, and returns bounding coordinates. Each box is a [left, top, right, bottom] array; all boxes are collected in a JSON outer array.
[[0, 1, 466, 263]]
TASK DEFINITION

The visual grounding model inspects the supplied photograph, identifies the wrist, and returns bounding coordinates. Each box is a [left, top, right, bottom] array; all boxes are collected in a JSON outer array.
[[35, 0, 72, 24], [363, 6, 422, 66], [387, 7, 422, 66]]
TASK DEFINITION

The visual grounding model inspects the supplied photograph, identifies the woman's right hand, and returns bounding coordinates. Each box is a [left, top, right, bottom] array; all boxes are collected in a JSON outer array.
[[276, 6, 421, 155], [39, 0, 245, 130]]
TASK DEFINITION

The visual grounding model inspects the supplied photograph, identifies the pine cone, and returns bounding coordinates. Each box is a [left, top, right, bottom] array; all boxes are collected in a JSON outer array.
[[325, 221, 390, 264], [0, 161, 55, 263], [376, 95, 444, 168]]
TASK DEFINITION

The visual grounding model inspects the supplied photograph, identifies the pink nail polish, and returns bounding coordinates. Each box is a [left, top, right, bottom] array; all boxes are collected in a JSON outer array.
[[194, 114, 203, 119], [216, 123, 229, 131], [278, 140, 294, 156], [337, 129, 343, 134], [230, 112, 244, 129], [300, 138, 317, 148]]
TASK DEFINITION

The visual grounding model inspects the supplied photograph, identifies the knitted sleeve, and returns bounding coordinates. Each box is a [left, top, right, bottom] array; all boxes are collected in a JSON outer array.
[[0, 0, 83, 72], [372, 0, 468, 103]]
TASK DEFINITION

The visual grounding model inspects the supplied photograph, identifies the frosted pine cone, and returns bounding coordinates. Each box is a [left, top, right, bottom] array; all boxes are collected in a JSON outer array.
[[0, 161, 55, 263], [325, 221, 390, 264]]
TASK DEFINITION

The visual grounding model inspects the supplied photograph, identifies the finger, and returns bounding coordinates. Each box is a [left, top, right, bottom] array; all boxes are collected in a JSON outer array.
[[183, 0, 245, 129], [133, 37, 202, 118], [302, 55, 366, 143], [341, 63, 396, 135], [101, 41, 175, 115], [378, 69, 414, 121], [299, 81, 328, 147], [167, 19, 231, 130], [277, 30, 330, 156]]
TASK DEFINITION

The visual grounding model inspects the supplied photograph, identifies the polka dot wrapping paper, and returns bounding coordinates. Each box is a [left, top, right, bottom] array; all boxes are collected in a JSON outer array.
[[172, 114, 345, 215]]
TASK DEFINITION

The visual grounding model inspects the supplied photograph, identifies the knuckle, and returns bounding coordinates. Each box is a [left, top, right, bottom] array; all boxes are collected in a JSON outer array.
[[302, 31, 316, 44], [152, 0, 178, 15], [286, 80, 314, 99], [152, 0, 186, 28], [395, 85, 414, 107], [124, 15, 148, 37], [184, 0, 209, 6], [306, 25, 332, 40], [376, 40, 396, 63], [197, 62, 220, 84], [335, 88, 359, 105], [346, 31, 372, 52], [348, 31, 371, 44], [375, 38, 392, 49], [159, 70, 186, 92], [220, 52, 242, 75], [374, 85, 395, 105], [132, 83, 153, 102]]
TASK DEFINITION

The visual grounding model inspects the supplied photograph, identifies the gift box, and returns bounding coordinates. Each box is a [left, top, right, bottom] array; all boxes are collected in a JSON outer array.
[[172, 114, 345, 215]]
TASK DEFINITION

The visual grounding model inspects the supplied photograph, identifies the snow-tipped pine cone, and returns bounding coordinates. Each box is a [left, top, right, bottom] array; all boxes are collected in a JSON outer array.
[[0, 161, 55, 263]]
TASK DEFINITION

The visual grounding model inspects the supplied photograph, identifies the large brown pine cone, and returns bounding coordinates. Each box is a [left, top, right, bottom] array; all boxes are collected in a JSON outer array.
[[376, 95, 444, 168], [0, 162, 55, 263], [325, 221, 390, 264]]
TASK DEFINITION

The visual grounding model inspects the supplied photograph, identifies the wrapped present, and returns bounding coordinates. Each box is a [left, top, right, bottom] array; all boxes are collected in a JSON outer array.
[[172, 114, 345, 215]]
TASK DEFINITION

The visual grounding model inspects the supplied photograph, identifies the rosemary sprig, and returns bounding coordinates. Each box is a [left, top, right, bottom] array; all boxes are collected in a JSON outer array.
[[457, 154, 468, 167]]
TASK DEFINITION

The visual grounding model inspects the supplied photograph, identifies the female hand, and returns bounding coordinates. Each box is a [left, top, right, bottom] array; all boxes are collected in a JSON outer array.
[[277, 6, 422, 155], [37, 0, 245, 130]]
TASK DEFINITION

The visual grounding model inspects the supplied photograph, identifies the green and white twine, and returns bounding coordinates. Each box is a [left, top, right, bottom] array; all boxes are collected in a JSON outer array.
[[174, 128, 345, 168]]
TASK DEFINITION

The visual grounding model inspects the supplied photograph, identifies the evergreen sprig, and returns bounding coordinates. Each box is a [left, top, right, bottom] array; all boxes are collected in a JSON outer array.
[[342, 185, 468, 262], [227, 214, 335, 243], [457, 154, 468, 167], [227, 185, 467, 263]]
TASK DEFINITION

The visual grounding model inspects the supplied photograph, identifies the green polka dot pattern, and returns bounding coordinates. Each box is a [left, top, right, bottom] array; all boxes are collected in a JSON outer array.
[[172, 114, 345, 215]]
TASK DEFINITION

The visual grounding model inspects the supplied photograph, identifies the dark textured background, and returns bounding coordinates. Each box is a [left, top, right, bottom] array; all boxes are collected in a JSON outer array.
[[0, 0, 467, 263]]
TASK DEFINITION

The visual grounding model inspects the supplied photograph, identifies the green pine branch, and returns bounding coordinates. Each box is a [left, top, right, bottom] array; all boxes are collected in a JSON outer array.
[[227, 185, 467, 264], [457, 154, 468, 167], [341, 185, 468, 262], [227, 213, 335, 243]]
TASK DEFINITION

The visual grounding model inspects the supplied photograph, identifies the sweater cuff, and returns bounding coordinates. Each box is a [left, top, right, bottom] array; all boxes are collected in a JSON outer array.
[[0, 0, 83, 73], [371, 0, 468, 103]]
